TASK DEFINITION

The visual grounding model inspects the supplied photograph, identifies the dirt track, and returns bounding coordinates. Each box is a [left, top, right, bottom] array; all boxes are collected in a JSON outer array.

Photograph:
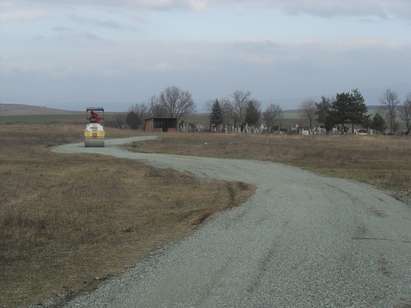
[[55, 137, 411, 307]]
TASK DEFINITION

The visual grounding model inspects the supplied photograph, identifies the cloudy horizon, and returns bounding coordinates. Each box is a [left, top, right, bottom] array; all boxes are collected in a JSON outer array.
[[1, 0, 411, 111]]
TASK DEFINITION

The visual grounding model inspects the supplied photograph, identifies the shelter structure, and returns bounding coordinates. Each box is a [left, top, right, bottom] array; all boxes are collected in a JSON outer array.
[[144, 116, 178, 132]]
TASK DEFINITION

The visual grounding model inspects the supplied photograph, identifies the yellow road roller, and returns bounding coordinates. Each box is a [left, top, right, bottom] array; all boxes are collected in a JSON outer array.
[[84, 107, 105, 147]]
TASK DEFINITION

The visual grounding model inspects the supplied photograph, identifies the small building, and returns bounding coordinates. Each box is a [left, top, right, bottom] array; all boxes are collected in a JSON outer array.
[[144, 116, 178, 132]]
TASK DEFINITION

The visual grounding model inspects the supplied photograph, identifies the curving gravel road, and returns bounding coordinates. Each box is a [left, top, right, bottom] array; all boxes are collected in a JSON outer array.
[[54, 137, 411, 308]]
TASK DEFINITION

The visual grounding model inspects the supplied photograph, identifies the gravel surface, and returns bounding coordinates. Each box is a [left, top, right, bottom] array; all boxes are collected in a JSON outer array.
[[54, 137, 411, 308]]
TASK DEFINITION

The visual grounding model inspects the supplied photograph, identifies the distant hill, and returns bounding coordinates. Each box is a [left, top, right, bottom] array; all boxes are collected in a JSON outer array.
[[0, 103, 387, 125], [0, 104, 74, 116], [367, 105, 387, 115]]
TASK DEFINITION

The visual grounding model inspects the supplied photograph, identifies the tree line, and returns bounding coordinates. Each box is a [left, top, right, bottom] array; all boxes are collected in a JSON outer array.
[[301, 88, 411, 134], [117, 86, 411, 135], [209, 91, 283, 132], [211, 88, 411, 134], [123, 87, 283, 133], [112, 86, 195, 129]]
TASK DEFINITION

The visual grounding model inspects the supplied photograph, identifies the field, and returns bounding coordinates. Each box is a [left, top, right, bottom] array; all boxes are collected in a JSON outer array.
[[131, 133, 411, 203], [0, 125, 254, 307]]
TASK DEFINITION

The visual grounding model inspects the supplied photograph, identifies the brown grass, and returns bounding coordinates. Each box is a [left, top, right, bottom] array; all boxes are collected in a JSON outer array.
[[0, 125, 254, 307], [131, 133, 411, 203]]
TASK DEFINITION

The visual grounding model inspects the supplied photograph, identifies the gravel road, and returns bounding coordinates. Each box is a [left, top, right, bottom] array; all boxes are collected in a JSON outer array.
[[54, 137, 411, 308]]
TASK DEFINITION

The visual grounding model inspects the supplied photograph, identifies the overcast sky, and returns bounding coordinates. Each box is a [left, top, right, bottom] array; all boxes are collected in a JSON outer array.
[[1, 0, 411, 111]]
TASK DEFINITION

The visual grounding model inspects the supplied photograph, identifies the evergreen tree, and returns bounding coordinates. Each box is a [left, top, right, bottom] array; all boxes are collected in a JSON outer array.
[[349, 89, 368, 130], [316, 97, 332, 126], [371, 113, 386, 133], [332, 89, 368, 133], [324, 111, 337, 133], [209, 99, 224, 130], [362, 114, 372, 129], [245, 100, 261, 126]]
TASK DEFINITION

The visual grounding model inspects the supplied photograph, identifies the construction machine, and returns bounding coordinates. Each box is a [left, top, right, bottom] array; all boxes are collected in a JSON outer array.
[[84, 107, 105, 147]]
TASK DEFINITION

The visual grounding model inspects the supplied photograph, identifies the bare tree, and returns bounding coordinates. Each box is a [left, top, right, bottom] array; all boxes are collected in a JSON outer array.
[[221, 98, 235, 130], [127, 103, 148, 129], [232, 90, 251, 129], [110, 113, 127, 128], [263, 104, 283, 132], [381, 89, 400, 133], [155, 86, 194, 119], [300, 99, 317, 130], [148, 95, 167, 117], [129, 103, 148, 115], [400, 94, 411, 134]]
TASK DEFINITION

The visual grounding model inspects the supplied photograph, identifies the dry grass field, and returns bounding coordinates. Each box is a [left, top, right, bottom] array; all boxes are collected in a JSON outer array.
[[0, 125, 254, 307], [131, 133, 411, 203]]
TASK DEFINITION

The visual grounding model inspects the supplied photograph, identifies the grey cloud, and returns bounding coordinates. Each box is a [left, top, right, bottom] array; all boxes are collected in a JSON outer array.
[[68, 14, 135, 30], [80, 32, 105, 41], [218, 0, 411, 19], [0, 0, 207, 26], [2, 40, 411, 109], [52, 26, 72, 32], [6, 0, 411, 19], [0, 2, 48, 22], [9, 0, 208, 12]]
